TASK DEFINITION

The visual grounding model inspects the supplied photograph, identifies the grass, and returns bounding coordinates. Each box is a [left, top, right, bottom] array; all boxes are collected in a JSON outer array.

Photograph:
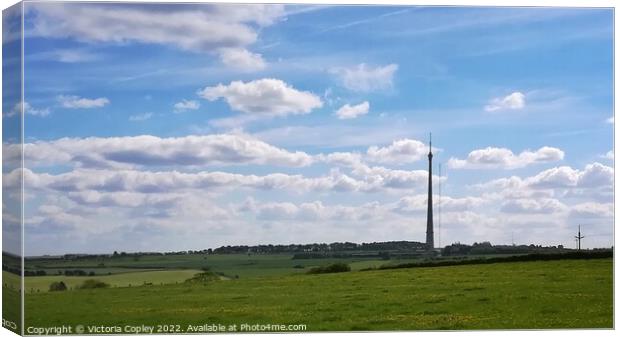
[[9, 269, 204, 293], [22, 258, 612, 331], [25, 253, 401, 278], [2, 287, 21, 333]]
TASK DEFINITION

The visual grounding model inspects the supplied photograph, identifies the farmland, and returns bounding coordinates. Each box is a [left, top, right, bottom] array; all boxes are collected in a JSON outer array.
[[8, 270, 204, 293], [22, 253, 405, 279], [21, 258, 613, 331]]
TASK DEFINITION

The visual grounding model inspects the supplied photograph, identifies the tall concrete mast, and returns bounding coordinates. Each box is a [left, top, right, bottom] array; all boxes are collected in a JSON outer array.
[[426, 133, 434, 251]]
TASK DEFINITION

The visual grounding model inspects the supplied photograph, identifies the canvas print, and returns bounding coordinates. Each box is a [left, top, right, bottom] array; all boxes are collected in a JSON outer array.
[[2, 1, 614, 334]]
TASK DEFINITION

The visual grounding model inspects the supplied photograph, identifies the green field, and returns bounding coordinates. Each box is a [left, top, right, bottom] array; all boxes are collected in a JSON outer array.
[[7, 270, 205, 293], [22, 258, 612, 331], [24, 253, 404, 279]]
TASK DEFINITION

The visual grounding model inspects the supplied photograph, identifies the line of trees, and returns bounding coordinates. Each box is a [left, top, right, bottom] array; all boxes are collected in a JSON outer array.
[[214, 241, 427, 254], [441, 242, 570, 256]]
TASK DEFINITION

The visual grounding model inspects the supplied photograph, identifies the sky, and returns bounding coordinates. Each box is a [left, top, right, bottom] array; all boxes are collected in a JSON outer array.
[[1, 2, 614, 255]]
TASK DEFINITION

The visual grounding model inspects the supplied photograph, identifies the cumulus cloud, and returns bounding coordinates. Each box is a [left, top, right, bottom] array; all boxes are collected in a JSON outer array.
[[173, 99, 200, 113], [606, 116, 614, 124], [11, 134, 440, 193], [198, 78, 323, 117], [477, 162, 613, 191], [351, 166, 430, 190], [57, 95, 109, 109], [240, 197, 388, 222], [4, 101, 50, 118], [395, 195, 485, 213], [128, 112, 153, 122], [366, 139, 429, 164], [323, 152, 363, 167], [500, 198, 566, 214], [528, 163, 613, 189], [66, 190, 181, 209], [12, 134, 314, 169], [484, 92, 525, 112], [335, 101, 369, 119], [218, 48, 266, 72], [12, 166, 428, 196], [448, 146, 564, 169], [601, 150, 613, 160], [331, 63, 398, 92], [29, 3, 284, 71], [569, 202, 613, 218]]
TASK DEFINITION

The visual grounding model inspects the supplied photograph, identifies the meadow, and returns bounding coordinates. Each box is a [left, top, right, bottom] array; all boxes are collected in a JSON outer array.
[[8, 270, 204, 293], [21, 258, 612, 331], [23, 253, 402, 279]]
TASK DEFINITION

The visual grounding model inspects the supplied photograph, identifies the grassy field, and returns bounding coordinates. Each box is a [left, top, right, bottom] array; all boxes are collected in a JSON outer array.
[[8, 270, 204, 293], [2, 287, 20, 334], [25, 253, 403, 279], [23, 258, 612, 331]]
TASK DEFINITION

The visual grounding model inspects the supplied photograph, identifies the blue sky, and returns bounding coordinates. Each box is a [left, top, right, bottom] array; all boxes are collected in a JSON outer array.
[[2, 3, 613, 255]]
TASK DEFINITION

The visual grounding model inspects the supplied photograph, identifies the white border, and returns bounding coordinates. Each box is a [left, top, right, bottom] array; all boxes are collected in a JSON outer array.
[[0, 1, 616, 337]]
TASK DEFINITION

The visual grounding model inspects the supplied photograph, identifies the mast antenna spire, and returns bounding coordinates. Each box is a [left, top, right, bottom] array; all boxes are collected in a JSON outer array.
[[429, 132, 432, 151]]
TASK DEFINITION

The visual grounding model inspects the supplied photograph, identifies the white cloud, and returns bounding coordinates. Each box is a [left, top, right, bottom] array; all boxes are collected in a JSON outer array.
[[477, 162, 613, 191], [57, 95, 109, 109], [335, 101, 369, 119], [500, 198, 566, 214], [173, 99, 200, 113], [14, 166, 427, 195], [29, 3, 284, 71], [395, 195, 485, 213], [331, 63, 398, 92], [218, 48, 266, 72], [323, 152, 363, 167], [65, 190, 181, 209], [4, 101, 50, 118], [198, 78, 323, 117], [484, 92, 526, 112], [10, 134, 441, 194], [348, 165, 439, 190], [606, 116, 614, 124], [570, 202, 613, 218], [366, 138, 429, 165], [528, 163, 613, 189], [54, 49, 98, 63], [571, 162, 614, 189], [241, 198, 388, 222], [601, 150, 613, 160], [11, 134, 314, 169], [448, 146, 564, 169], [128, 112, 153, 122]]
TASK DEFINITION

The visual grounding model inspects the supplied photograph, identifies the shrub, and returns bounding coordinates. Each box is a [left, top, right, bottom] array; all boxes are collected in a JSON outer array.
[[373, 250, 614, 271], [78, 279, 110, 289], [185, 271, 220, 283], [49, 281, 67, 292], [307, 263, 351, 274]]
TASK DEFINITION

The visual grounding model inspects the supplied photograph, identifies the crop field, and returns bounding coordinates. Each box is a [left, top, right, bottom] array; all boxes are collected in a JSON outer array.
[[24, 253, 404, 278], [7, 270, 205, 293], [22, 258, 612, 331]]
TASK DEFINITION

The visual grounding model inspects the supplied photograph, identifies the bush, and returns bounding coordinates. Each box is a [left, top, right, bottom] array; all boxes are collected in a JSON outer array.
[[49, 281, 67, 292], [307, 263, 351, 274], [374, 250, 614, 271], [185, 271, 220, 283], [78, 279, 110, 289]]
